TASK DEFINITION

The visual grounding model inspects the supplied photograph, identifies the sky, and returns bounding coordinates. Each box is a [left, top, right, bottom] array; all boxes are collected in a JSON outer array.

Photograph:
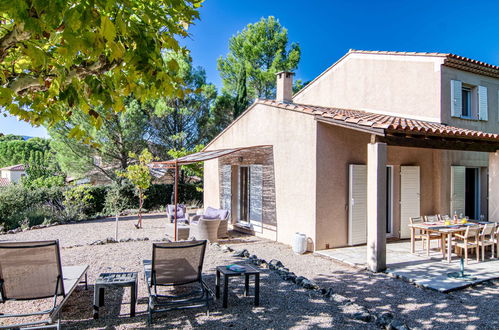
[[3, 0, 499, 138]]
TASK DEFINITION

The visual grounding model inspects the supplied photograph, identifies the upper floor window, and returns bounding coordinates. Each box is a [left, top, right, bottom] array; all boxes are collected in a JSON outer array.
[[461, 86, 472, 117], [451, 80, 488, 121]]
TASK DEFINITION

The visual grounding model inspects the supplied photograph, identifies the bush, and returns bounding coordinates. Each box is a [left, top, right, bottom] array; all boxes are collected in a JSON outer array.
[[0, 182, 203, 231], [0, 185, 64, 230]]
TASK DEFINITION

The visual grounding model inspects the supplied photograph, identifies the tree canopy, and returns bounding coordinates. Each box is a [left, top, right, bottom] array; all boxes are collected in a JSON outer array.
[[217, 16, 301, 102], [0, 0, 202, 133], [150, 51, 217, 155], [49, 97, 151, 180]]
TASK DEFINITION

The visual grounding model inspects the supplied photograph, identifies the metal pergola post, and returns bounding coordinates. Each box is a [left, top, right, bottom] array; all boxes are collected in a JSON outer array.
[[174, 160, 179, 242]]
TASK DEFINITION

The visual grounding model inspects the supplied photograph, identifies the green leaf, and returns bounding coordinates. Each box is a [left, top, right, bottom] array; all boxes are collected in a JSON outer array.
[[100, 16, 116, 42]]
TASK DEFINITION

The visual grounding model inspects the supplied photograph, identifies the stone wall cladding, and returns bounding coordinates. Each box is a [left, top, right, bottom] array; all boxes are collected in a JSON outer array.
[[218, 147, 277, 227]]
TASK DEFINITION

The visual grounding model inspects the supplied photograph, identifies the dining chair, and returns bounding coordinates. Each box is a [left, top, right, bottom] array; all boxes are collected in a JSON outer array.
[[424, 215, 439, 222], [453, 226, 480, 264], [478, 223, 496, 261], [410, 216, 442, 255], [438, 214, 451, 221]]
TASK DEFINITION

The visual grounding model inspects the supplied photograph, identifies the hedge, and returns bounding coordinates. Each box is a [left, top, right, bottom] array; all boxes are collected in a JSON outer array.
[[0, 183, 202, 231]]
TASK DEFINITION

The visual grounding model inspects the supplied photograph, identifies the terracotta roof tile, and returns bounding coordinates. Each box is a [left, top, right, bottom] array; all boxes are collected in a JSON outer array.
[[259, 99, 499, 142], [0, 164, 25, 171]]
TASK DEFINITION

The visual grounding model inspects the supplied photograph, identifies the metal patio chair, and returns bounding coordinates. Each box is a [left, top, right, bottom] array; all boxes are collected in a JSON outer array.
[[143, 240, 213, 325], [0, 240, 88, 329]]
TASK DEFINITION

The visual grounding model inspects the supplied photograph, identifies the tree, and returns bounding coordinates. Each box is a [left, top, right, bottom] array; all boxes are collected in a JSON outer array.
[[0, 0, 202, 131], [218, 16, 301, 104], [105, 182, 131, 240], [117, 149, 153, 228], [149, 51, 217, 155], [0, 135, 61, 183], [49, 97, 151, 180]]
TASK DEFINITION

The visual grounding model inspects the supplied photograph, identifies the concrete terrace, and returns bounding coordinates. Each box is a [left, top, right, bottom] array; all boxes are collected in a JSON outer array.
[[316, 241, 499, 292]]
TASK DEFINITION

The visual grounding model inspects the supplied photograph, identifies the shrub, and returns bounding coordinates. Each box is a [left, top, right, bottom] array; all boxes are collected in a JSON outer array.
[[63, 184, 94, 221], [0, 182, 202, 231]]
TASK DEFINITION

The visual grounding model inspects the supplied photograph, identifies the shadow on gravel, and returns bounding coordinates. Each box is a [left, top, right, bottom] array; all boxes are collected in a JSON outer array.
[[61, 265, 364, 329]]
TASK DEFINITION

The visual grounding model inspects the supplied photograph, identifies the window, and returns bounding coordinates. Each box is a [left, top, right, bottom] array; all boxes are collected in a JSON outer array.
[[461, 87, 472, 117]]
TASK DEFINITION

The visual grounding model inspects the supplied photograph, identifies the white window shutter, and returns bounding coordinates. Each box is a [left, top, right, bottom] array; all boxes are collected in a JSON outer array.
[[400, 166, 420, 239], [450, 80, 462, 117], [348, 164, 367, 246], [450, 166, 466, 216], [478, 86, 488, 120]]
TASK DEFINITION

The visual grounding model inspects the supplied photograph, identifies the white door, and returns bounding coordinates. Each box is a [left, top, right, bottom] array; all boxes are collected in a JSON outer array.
[[400, 166, 420, 239], [348, 165, 367, 245], [451, 166, 466, 216]]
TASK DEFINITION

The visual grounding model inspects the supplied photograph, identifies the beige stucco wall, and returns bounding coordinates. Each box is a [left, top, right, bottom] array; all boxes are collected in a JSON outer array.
[[441, 66, 499, 134], [293, 53, 443, 122], [203, 103, 318, 246], [0, 170, 25, 183], [315, 123, 438, 249], [314, 122, 490, 249]]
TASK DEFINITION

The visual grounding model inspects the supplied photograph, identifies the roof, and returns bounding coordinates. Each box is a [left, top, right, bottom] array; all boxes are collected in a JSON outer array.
[[258, 99, 499, 142], [0, 178, 11, 187], [0, 164, 25, 171], [151, 145, 272, 167], [348, 50, 499, 79]]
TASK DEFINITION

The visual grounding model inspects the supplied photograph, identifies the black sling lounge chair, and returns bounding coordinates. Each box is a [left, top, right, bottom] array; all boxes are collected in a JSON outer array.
[[0, 240, 88, 329], [143, 240, 213, 324]]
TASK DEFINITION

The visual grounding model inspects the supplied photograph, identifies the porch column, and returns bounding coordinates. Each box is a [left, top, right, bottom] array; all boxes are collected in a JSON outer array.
[[367, 142, 387, 272], [488, 151, 499, 221]]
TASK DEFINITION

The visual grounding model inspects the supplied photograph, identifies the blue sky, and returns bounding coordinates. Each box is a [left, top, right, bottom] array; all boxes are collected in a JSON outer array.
[[2, 0, 499, 138]]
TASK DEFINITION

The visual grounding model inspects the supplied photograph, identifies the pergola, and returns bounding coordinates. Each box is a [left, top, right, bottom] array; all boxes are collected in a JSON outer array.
[[149, 145, 271, 241]]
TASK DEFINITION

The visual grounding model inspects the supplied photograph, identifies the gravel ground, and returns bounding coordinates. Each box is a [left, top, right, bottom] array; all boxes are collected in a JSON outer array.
[[1, 215, 498, 329]]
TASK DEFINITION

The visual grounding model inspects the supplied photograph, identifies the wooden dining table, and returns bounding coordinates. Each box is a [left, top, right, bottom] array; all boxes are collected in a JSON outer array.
[[408, 221, 491, 263]]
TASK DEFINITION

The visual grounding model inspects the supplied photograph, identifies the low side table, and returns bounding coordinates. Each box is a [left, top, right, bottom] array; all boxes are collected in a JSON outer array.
[[93, 272, 138, 319], [216, 265, 260, 308]]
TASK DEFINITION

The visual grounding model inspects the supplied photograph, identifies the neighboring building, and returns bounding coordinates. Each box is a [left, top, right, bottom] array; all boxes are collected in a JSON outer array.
[[0, 164, 26, 185], [202, 50, 499, 270]]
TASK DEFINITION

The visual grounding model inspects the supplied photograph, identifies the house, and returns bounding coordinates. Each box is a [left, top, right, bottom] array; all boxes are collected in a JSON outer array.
[[202, 50, 499, 271], [0, 164, 26, 185]]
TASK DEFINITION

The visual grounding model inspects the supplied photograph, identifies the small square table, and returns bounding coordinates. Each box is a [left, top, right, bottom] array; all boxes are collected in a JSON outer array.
[[93, 272, 138, 319], [216, 265, 260, 308]]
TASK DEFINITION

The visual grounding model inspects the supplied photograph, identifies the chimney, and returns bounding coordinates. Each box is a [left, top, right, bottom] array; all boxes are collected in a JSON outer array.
[[276, 71, 294, 103]]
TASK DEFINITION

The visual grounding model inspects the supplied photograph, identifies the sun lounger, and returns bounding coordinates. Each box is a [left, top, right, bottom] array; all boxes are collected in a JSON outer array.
[[0, 240, 88, 329], [143, 240, 213, 324]]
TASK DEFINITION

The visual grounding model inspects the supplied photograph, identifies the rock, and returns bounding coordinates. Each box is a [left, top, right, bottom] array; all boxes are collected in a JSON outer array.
[[212, 242, 220, 248], [243, 250, 250, 258], [300, 279, 318, 290], [294, 276, 306, 285], [233, 249, 248, 257], [282, 272, 297, 282], [323, 288, 334, 298], [388, 319, 410, 330], [221, 245, 230, 252], [276, 267, 289, 276], [249, 254, 257, 260], [330, 294, 351, 304], [268, 259, 284, 270], [144, 237, 149, 241], [352, 310, 373, 322], [105, 237, 117, 243], [375, 312, 394, 328]]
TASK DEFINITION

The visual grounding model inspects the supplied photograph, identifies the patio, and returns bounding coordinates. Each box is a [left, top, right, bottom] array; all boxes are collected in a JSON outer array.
[[316, 240, 499, 292]]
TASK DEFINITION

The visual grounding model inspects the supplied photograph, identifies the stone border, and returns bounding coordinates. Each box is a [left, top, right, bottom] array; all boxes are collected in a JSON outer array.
[[212, 244, 410, 330]]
